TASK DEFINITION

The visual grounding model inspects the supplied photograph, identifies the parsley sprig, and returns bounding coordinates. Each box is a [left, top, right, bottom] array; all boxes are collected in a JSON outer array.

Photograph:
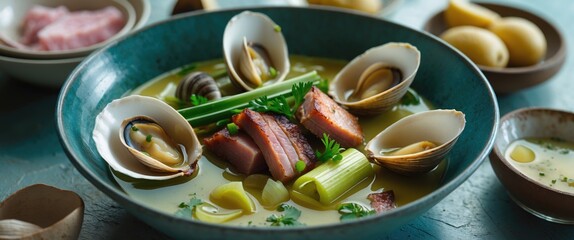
[[266, 204, 305, 227], [190, 94, 208, 106], [175, 194, 203, 218], [249, 81, 314, 121], [315, 133, 343, 163], [338, 203, 375, 221]]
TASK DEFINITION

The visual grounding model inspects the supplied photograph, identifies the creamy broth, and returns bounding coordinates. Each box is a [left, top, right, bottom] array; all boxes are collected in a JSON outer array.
[[115, 55, 446, 226], [506, 138, 574, 193]]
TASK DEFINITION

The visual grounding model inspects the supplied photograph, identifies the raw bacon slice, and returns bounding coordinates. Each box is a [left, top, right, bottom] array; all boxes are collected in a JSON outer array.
[[203, 128, 266, 175], [232, 109, 314, 182], [37, 6, 125, 51], [20, 5, 69, 45], [297, 86, 363, 147], [367, 190, 397, 213]]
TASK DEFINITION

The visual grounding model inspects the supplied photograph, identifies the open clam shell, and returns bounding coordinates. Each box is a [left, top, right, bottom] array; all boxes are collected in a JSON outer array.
[[223, 11, 290, 91], [0, 184, 83, 240], [365, 109, 466, 175], [329, 42, 421, 115], [93, 95, 202, 180]]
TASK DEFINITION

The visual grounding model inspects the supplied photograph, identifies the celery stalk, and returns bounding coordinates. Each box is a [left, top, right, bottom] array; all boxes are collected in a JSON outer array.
[[292, 148, 374, 206], [178, 71, 321, 126]]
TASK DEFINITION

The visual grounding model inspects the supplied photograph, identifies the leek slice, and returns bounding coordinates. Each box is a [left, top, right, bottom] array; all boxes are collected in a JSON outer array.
[[261, 178, 290, 207], [210, 182, 256, 213], [292, 148, 374, 205], [194, 203, 243, 223]]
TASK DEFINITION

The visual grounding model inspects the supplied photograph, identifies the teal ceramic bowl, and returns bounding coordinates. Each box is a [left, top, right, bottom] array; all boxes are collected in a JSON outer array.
[[56, 7, 498, 239]]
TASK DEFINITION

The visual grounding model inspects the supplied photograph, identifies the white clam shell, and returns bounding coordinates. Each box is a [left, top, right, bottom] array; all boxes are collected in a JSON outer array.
[[223, 11, 290, 91], [365, 109, 466, 175], [93, 95, 201, 180], [329, 42, 421, 115], [0, 184, 83, 240]]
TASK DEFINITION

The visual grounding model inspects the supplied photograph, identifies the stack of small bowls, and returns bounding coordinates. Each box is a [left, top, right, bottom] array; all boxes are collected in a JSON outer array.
[[0, 0, 150, 88]]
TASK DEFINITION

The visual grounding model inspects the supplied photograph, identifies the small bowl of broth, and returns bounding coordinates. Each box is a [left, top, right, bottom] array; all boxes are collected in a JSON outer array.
[[490, 108, 574, 224]]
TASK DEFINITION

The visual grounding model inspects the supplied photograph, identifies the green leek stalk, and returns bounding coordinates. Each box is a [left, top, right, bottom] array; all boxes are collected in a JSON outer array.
[[178, 71, 321, 126], [292, 148, 374, 206]]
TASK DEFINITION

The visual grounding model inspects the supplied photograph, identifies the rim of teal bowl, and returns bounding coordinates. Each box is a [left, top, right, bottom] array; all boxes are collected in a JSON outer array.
[[56, 5, 499, 234]]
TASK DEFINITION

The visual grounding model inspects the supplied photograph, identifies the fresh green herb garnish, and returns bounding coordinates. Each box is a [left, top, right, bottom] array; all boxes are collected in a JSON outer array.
[[175, 194, 203, 218], [560, 149, 570, 154], [177, 64, 197, 76], [295, 160, 306, 172], [552, 179, 557, 184], [190, 94, 208, 106], [315, 133, 343, 163], [269, 67, 278, 78], [317, 78, 329, 93], [400, 88, 421, 106], [291, 81, 313, 111], [146, 135, 152, 142], [266, 204, 304, 227], [227, 122, 239, 135], [274, 25, 282, 32], [250, 96, 293, 119], [249, 81, 314, 122], [338, 203, 376, 221], [539, 172, 545, 176], [131, 126, 139, 131]]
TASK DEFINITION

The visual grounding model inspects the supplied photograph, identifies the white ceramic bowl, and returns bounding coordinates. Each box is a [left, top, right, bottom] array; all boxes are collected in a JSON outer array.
[[0, 54, 82, 87], [0, 0, 136, 60], [128, 0, 151, 30]]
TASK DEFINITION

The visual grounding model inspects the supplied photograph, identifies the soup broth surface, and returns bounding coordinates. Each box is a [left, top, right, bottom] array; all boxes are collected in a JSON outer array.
[[115, 55, 446, 226], [506, 137, 574, 193]]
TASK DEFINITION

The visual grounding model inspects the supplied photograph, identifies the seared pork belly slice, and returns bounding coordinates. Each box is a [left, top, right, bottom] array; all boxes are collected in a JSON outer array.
[[297, 86, 363, 147], [37, 6, 125, 51], [271, 114, 316, 169], [20, 5, 69, 45], [204, 128, 266, 175], [233, 109, 314, 182]]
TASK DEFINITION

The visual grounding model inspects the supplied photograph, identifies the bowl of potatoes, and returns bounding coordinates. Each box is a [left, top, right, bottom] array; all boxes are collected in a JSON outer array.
[[424, 0, 566, 94]]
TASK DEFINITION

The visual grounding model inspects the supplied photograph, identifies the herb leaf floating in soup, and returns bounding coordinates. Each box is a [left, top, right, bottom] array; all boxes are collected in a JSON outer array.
[[506, 137, 574, 192]]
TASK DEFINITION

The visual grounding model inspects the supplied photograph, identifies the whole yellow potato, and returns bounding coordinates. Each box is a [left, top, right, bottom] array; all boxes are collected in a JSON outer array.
[[489, 17, 547, 67], [444, 0, 500, 28], [440, 26, 509, 68], [307, 0, 382, 14]]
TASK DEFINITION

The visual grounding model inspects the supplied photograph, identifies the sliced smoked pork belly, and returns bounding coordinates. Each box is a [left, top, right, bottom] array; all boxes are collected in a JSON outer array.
[[297, 86, 363, 147], [232, 109, 314, 182], [37, 6, 125, 51], [20, 5, 69, 45], [203, 128, 266, 175]]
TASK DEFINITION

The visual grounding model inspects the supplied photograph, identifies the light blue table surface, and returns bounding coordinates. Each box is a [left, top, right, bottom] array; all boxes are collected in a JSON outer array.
[[1, 0, 573, 239]]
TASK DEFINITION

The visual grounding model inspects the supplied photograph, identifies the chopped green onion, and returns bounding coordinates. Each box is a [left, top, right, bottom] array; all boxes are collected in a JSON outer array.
[[227, 123, 239, 135], [131, 126, 139, 131], [146, 135, 152, 142], [216, 119, 231, 127], [295, 160, 306, 172], [269, 67, 278, 78], [274, 25, 282, 32], [539, 172, 545, 176]]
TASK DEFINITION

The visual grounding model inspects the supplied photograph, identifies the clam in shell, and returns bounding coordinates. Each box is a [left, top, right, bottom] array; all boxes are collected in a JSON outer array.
[[223, 11, 290, 91], [93, 95, 202, 180], [329, 42, 421, 115], [365, 109, 466, 175]]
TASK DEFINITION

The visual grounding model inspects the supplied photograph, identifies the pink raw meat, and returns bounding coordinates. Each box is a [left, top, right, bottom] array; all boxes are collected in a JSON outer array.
[[20, 5, 69, 45], [37, 6, 125, 51]]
